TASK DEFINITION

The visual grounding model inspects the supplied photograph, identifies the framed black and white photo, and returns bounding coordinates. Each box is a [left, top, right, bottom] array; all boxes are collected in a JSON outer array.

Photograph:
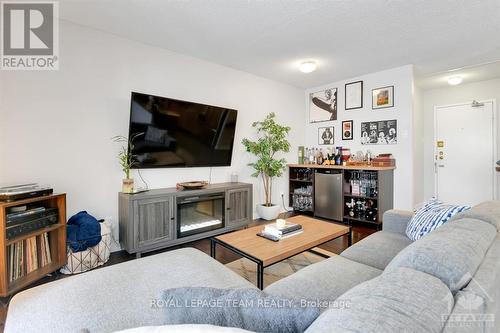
[[342, 120, 353, 140], [360, 120, 397, 145], [309, 87, 338, 122], [345, 80, 363, 110], [372, 86, 394, 109], [318, 126, 334, 145]]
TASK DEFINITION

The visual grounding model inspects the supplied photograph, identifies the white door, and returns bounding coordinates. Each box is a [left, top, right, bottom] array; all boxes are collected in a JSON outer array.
[[435, 100, 496, 206]]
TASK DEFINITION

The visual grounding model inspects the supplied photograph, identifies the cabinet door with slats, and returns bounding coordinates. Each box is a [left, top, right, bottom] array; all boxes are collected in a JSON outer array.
[[226, 188, 252, 227], [133, 197, 174, 249]]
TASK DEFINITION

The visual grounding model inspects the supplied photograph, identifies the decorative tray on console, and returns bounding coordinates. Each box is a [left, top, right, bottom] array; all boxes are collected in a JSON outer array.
[[176, 181, 209, 190]]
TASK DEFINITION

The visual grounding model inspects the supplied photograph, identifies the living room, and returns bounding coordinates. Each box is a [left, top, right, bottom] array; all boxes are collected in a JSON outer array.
[[1, 1, 499, 333]]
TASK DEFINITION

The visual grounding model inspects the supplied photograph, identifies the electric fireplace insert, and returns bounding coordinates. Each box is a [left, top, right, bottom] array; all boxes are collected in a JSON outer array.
[[176, 192, 225, 238]]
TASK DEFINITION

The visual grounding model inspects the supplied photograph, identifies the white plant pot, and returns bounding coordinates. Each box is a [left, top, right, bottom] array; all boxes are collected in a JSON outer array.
[[257, 204, 281, 221], [122, 178, 134, 193]]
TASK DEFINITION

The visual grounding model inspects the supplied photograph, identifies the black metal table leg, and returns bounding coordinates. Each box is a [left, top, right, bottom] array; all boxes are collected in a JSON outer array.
[[210, 238, 216, 258], [257, 262, 264, 290], [211, 230, 353, 290], [211, 238, 266, 289]]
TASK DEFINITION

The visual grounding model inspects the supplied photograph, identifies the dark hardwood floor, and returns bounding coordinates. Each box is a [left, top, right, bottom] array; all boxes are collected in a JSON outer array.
[[0, 215, 377, 332]]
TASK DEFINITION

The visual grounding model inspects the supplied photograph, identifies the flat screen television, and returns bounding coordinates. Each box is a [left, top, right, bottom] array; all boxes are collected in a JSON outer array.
[[128, 92, 238, 168]]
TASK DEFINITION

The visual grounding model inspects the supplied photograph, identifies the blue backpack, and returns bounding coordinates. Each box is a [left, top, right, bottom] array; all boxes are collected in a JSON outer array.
[[66, 211, 102, 252]]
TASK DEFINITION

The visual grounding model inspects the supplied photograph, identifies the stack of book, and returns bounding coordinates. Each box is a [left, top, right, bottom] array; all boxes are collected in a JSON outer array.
[[25, 237, 39, 274], [261, 222, 303, 240], [372, 154, 396, 167], [7, 232, 52, 283], [39, 233, 52, 267], [8, 241, 24, 282]]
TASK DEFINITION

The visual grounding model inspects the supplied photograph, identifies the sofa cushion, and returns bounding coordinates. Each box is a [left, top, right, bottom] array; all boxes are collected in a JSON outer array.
[[340, 231, 412, 270], [450, 200, 500, 231], [115, 324, 254, 333], [305, 267, 453, 333], [159, 287, 319, 333], [5, 248, 255, 333], [264, 255, 381, 305], [382, 209, 414, 234], [406, 200, 470, 241], [442, 235, 500, 333], [386, 218, 496, 292]]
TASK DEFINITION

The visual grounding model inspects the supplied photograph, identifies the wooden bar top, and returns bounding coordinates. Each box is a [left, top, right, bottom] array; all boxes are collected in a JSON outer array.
[[288, 163, 396, 171]]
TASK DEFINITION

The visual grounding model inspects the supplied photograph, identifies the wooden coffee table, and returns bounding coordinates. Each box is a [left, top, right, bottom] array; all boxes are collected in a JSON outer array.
[[210, 215, 351, 289]]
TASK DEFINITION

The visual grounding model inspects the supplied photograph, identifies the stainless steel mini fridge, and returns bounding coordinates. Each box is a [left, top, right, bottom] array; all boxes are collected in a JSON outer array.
[[314, 169, 343, 221]]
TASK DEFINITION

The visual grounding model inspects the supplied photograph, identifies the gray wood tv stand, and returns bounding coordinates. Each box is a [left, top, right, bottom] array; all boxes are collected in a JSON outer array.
[[119, 182, 253, 257]]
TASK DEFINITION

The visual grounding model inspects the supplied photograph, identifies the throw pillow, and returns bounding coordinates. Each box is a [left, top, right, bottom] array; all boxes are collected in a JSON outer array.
[[406, 200, 470, 241], [157, 287, 320, 333]]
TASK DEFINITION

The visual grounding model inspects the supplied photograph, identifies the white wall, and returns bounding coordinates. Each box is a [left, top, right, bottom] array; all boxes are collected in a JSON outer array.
[[304, 65, 416, 210], [412, 74, 424, 204], [422, 78, 500, 200], [0, 21, 305, 246]]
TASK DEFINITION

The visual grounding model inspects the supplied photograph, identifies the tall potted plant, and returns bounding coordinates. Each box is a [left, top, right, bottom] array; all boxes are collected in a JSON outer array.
[[112, 133, 142, 193], [242, 113, 291, 220]]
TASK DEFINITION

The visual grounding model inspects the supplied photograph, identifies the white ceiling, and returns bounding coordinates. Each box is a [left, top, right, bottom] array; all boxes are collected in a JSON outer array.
[[417, 61, 500, 90], [59, 0, 500, 88]]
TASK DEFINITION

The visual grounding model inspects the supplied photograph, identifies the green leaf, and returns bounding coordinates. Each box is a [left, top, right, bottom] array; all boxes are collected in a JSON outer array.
[[241, 113, 291, 204], [112, 132, 144, 178]]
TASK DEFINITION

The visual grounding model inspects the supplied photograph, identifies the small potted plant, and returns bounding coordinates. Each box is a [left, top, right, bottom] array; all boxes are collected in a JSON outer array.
[[242, 113, 291, 220], [112, 133, 142, 193]]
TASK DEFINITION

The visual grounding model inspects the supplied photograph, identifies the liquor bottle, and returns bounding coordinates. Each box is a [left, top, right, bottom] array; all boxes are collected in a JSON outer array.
[[317, 149, 324, 165], [327, 147, 333, 164], [366, 199, 377, 222], [362, 199, 368, 219], [349, 172, 354, 194], [356, 199, 361, 219], [360, 172, 367, 196], [335, 147, 342, 165], [298, 146, 304, 164], [351, 172, 360, 195], [309, 148, 315, 164], [366, 150, 373, 165], [346, 198, 355, 217]]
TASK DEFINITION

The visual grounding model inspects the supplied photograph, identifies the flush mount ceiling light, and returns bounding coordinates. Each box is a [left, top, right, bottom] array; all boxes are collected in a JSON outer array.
[[299, 61, 317, 73], [447, 76, 463, 86]]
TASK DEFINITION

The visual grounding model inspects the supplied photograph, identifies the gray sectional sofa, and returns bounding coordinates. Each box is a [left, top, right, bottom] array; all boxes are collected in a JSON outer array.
[[5, 201, 500, 333]]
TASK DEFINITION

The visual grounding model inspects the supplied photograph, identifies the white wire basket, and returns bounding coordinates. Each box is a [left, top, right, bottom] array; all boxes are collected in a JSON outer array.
[[60, 220, 112, 274]]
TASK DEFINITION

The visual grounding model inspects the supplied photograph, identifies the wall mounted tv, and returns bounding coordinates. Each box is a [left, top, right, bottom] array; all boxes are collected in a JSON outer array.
[[128, 92, 238, 168]]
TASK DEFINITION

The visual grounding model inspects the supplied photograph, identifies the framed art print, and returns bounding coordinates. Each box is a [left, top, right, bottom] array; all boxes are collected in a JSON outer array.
[[342, 120, 353, 140], [345, 80, 363, 110], [310, 87, 338, 122], [318, 126, 334, 145], [360, 119, 397, 145], [372, 86, 394, 109]]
